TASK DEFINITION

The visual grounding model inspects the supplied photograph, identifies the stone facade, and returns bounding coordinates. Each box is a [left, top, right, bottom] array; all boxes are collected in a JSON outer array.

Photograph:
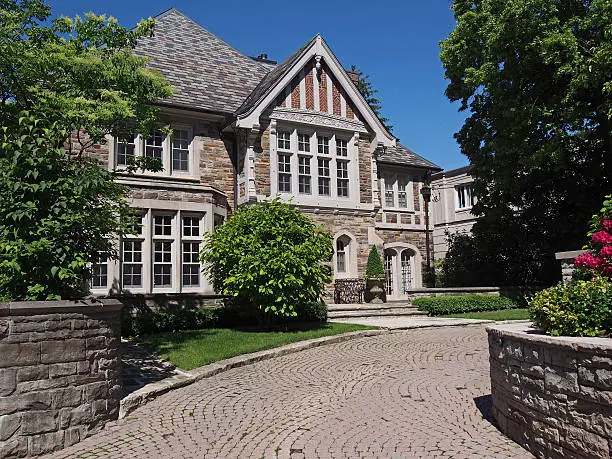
[[87, 9, 442, 304], [488, 323, 612, 459], [0, 299, 122, 458]]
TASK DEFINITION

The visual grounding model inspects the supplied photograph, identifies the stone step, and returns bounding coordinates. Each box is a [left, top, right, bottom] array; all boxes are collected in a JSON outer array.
[[328, 309, 429, 319]]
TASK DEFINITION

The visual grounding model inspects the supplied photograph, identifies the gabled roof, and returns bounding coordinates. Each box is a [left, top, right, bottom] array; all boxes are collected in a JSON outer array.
[[431, 165, 471, 180], [236, 36, 318, 117], [377, 144, 442, 171], [233, 34, 396, 147], [135, 8, 270, 114]]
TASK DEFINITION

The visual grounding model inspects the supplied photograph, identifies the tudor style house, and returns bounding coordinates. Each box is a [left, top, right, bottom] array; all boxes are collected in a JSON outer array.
[[90, 8, 442, 303]]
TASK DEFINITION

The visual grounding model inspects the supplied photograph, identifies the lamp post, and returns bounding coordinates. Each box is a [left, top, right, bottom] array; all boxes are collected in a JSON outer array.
[[420, 178, 433, 288]]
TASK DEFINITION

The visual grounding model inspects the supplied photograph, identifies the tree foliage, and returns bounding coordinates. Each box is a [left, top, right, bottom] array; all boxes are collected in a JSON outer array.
[[350, 65, 393, 132], [200, 199, 333, 322], [440, 0, 612, 286], [0, 0, 173, 300]]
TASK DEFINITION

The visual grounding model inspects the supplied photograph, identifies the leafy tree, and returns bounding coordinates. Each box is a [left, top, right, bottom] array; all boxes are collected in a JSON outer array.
[[0, 0, 173, 300], [200, 199, 333, 325], [440, 0, 612, 286], [349, 65, 393, 132], [365, 246, 385, 279]]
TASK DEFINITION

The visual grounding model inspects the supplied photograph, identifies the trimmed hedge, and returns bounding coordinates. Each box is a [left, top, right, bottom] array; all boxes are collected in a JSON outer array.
[[413, 295, 521, 316], [122, 301, 328, 336]]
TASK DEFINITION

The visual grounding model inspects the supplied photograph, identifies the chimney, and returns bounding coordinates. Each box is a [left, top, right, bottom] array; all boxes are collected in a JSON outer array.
[[250, 53, 277, 65], [346, 70, 360, 87]]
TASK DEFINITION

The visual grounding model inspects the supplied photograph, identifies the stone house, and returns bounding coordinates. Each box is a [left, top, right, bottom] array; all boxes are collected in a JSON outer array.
[[90, 8, 442, 304], [431, 166, 476, 259]]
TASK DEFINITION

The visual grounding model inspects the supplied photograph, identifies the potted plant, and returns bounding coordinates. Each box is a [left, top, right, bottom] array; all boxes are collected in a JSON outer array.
[[364, 246, 386, 303]]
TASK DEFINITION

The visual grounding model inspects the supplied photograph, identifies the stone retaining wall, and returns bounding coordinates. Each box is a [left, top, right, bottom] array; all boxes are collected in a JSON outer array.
[[488, 323, 612, 459], [0, 299, 123, 458]]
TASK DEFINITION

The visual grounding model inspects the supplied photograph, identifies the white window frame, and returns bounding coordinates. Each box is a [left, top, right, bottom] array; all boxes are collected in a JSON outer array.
[[181, 213, 205, 291], [381, 174, 413, 211], [271, 125, 358, 205], [121, 212, 147, 293], [456, 185, 475, 210], [151, 212, 176, 292], [109, 125, 195, 178]]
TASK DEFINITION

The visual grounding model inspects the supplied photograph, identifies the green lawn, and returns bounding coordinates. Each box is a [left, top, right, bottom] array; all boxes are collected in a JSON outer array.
[[134, 323, 376, 370], [440, 308, 530, 321]]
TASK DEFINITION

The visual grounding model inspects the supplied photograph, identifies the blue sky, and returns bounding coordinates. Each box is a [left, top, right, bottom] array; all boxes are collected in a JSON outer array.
[[51, 0, 468, 171]]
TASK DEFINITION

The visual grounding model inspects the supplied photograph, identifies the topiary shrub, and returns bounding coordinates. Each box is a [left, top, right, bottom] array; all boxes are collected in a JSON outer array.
[[528, 277, 612, 337], [365, 246, 384, 279], [200, 199, 333, 327], [413, 295, 521, 315]]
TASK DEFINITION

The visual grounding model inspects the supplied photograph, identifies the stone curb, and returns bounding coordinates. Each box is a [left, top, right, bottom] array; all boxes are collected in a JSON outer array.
[[118, 329, 388, 419]]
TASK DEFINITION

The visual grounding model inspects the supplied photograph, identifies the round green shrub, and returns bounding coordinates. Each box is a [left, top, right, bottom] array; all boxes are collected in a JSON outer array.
[[528, 277, 612, 337], [200, 199, 333, 322]]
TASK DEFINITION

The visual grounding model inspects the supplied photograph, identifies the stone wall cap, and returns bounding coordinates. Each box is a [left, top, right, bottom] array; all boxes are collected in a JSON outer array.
[[0, 298, 123, 315], [406, 287, 501, 293], [486, 322, 612, 355], [555, 250, 586, 260]]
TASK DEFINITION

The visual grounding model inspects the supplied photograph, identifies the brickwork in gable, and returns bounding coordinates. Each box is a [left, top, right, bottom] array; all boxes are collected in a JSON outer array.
[[304, 63, 315, 110], [290, 76, 301, 108], [318, 66, 328, 113], [331, 74, 342, 116]]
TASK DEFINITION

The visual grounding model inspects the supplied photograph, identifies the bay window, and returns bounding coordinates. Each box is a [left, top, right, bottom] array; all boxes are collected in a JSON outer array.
[[274, 126, 354, 201]]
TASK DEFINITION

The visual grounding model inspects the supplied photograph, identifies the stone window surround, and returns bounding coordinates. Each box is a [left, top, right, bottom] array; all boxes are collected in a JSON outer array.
[[270, 122, 360, 207], [380, 173, 415, 212], [333, 232, 358, 279], [90, 198, 226, 296], [106, 124, 198, 179]]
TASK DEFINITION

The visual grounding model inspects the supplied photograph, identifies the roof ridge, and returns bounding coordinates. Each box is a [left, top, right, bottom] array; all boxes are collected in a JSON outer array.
[[151, 8, 269, 74]]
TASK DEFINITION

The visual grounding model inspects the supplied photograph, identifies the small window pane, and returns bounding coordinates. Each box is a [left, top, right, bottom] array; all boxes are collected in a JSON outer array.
[[298, 156, 311, 194], [278, 154, 291, 193], [145, 130, 164, 160], [337, 161, 349, 197], [385, 181, 395, 207], [336, 138, 348, 156], [318, 158, 330, 196], [278, 131, 291, 150], [318, 136, 329, 155], [182, 242, 200, 287], [154, 215, 173, 236], [183, 216, 200, 237], [91, 263, 107, 288], [172, 129, 189, 172], [117, 136, 136, 166], [298, 133, 310, 152], [123, 264, 142, 287]]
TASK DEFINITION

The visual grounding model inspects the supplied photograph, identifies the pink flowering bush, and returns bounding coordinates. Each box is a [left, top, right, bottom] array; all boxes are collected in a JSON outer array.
[[574, 196, 612, 279]]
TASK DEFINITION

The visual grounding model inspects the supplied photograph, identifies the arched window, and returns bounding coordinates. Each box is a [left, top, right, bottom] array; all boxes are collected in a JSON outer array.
[[336, 239, 347, 273]]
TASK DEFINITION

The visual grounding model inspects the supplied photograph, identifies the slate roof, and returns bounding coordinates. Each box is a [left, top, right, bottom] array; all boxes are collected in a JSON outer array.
[[235, 36, 318, 118], [135, 8, 270, 114], [377, 143, 442, 171]]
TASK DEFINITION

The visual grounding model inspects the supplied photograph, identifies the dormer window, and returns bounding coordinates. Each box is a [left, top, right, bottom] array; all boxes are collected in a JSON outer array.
[[382, 174, 413, 210]]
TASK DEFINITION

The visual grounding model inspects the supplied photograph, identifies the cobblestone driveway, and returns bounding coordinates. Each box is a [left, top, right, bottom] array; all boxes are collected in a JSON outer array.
[[50, 327, 531, 458]]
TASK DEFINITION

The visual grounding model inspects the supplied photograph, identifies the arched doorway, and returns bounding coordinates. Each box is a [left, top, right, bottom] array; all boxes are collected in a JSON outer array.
[[384, 246, 418, 300]]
